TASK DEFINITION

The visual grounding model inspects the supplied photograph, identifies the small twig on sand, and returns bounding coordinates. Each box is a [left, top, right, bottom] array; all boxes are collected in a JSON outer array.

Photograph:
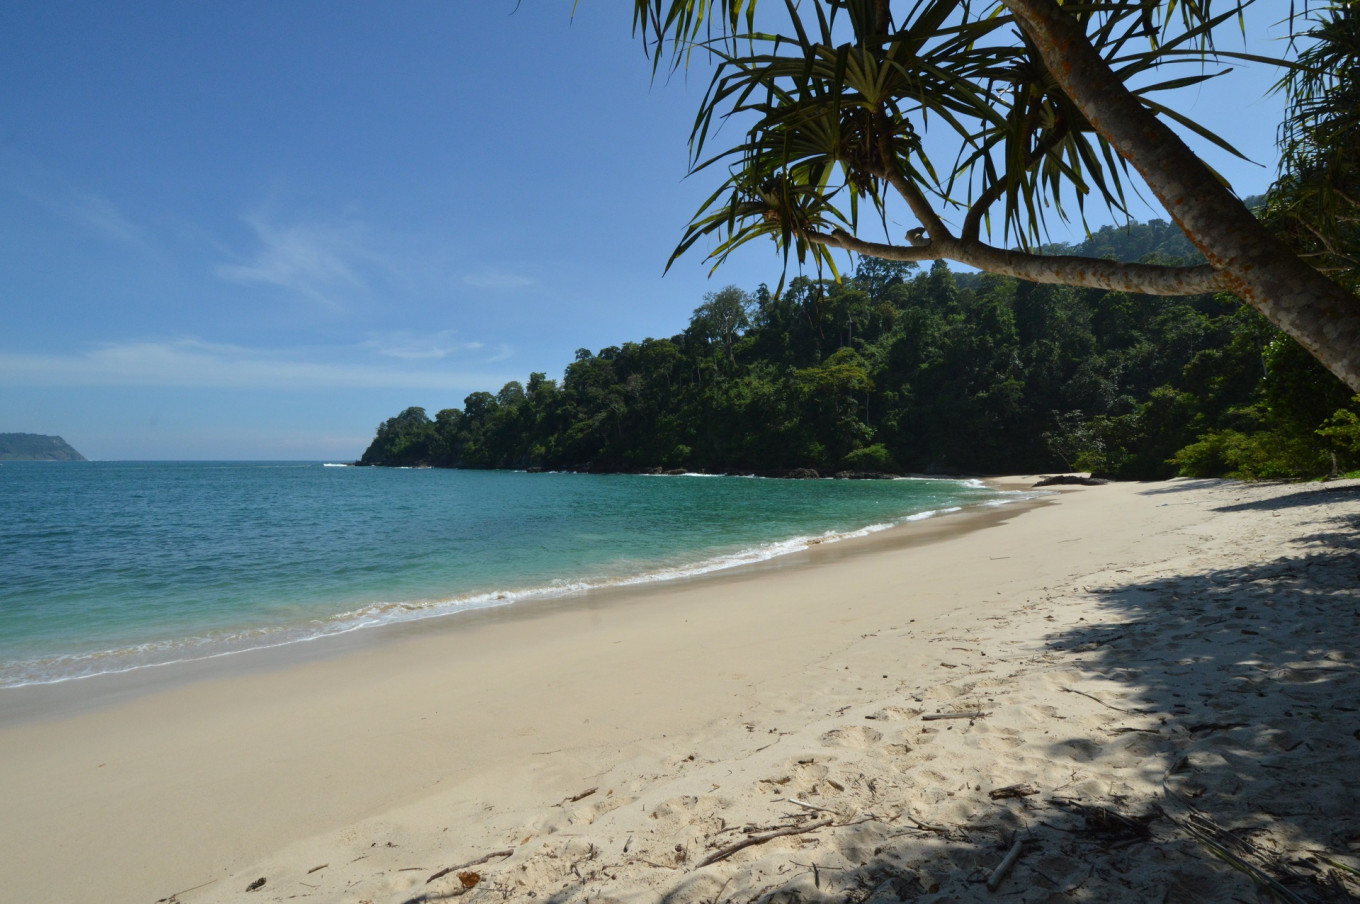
[[306, 864, 329, 874], [905, 815, 949, 835], [786, 798, 838, 815], [427, 849, 514, 885], [156, 879, 217, 903], [986, 839, 1025, 892], [922, 712, 988, 722], [697, 819, 833, 868], [1060, 687, 1148, 715], [557, 787, 597, 806]]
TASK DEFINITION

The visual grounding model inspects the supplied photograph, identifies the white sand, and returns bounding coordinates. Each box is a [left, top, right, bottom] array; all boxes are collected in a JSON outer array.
[[1, 477, 1357, 904]]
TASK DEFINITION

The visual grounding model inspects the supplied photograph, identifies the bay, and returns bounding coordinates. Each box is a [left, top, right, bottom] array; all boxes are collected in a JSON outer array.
[[0, 461, 1015, 687]]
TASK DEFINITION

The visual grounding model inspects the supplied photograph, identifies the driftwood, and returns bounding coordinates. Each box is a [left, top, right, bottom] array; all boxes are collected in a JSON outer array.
[[427, 849, 514, 884], [988, 784, 1038, 800], [986, 839, 1025, 892], [696, 819, 833, 868], [922, 712, 987, 722]]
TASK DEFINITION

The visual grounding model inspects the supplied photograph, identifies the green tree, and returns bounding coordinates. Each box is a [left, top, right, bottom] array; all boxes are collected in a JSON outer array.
[[631, 0, 1360, 391], [689, 285, 753, 365], [1264, 2, 1359, 292]]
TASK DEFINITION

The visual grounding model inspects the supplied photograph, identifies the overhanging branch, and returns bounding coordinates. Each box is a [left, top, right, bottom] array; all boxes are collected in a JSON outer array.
[[809, 229, 1228, 295]]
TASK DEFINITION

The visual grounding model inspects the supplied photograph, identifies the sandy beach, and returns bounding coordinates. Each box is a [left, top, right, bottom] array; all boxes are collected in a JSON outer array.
[[2, 476, 1358, 904]]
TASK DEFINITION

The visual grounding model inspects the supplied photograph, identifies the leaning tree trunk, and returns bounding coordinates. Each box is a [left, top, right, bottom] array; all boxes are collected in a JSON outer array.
[[1004, 0, 1360, 393]]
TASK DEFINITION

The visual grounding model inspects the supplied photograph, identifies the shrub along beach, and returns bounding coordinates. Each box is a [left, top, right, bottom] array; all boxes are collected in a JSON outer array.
[[2, 476, 1358, 903]]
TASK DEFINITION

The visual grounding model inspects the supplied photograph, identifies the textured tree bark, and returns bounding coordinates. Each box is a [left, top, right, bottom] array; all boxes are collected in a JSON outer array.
[[1001, 0, 1360, 392]]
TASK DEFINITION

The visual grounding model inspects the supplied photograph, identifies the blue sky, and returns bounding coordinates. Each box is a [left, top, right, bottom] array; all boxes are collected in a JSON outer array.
[[1, 1, 1297, 459]]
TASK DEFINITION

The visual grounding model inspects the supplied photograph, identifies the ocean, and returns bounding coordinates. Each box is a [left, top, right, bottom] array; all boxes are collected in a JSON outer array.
[[0, 461, 1020, 688]]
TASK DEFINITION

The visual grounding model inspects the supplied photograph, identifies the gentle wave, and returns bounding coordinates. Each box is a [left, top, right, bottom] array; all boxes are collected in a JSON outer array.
[[0, 491, 1035, 689]]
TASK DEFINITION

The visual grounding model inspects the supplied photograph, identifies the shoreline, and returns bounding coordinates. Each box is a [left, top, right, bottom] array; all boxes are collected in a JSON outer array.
[[3, 477, 1357, 903], [0, 479, 1042, 723]]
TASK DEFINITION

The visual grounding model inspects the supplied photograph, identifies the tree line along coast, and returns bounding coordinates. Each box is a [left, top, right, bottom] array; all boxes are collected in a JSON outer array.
[[362, 3, 1360, 483], [358, 215, 1360, 481]]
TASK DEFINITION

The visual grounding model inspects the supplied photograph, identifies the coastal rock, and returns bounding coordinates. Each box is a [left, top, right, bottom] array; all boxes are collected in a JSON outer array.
[[783, 468, 820, 480], [1034, 474, 1109, 487], [832, 470, 896, 480]]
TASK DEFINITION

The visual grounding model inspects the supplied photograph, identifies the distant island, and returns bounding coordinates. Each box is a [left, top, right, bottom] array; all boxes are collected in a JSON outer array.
[[0, 433, 87, 461]]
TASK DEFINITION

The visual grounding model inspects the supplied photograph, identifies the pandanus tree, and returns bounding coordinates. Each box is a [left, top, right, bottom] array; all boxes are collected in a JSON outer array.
[[629, 0, 1360, 391], [1265, 1, 1359, 293]]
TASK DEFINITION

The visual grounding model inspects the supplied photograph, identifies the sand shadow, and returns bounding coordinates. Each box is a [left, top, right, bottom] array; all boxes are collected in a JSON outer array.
[[536, 506, 1360, 904]]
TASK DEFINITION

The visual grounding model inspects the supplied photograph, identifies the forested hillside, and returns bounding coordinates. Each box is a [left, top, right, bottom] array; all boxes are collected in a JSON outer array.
[[0, 433, 86, 461], [361, 217, 1360, 480]]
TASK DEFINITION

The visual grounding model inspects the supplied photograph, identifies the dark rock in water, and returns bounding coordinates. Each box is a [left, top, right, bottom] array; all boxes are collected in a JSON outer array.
[[833, 470, 896, 480], [1034, 474, 1109, 487], [0, 433, 86, 461], [663, 468, 688, 476], [525, 466, 544, 473], [784, 468, 821, 480]]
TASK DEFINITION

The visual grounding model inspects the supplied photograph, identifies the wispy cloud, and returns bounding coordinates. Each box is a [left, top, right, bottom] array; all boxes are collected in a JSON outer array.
[[359, 330, 486, 361], [64, 191, 153, 250], [2, 156, 153, 251], [215, 214, 379, 306], [0, 338, 516, 392], [462, 268, 536, 290]]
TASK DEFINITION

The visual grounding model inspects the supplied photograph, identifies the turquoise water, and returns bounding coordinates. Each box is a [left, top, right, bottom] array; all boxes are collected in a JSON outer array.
[[0, 462, 1016, 687]]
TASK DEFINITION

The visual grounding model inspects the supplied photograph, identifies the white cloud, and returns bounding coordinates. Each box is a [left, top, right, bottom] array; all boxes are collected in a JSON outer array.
[[359, 330, 485, 361], [215, 214, 377, 305], [0, 338, 516, 392]]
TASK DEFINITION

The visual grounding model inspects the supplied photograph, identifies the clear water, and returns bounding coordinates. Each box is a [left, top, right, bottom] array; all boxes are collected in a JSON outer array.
[[0, 462, 1016, 687]]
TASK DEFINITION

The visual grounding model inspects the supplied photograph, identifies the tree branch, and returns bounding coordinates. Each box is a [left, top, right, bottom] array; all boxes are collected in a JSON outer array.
[[1001, 0, 1360, 391], [872, 109, 951, 244], [809, 229, 1226, 295], [962, 124, 1069, 243]]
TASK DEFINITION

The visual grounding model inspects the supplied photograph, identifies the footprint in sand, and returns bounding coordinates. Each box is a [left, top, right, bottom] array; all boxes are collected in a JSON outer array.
[[925, 683, 974, 700], [569, 793, 633, 826], [820, 726, 883, 748], [978, 734, 1025, 753]]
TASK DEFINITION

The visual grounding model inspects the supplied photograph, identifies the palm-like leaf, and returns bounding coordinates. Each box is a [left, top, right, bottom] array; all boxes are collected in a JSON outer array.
[[1266, 1, 1359, 281], [632, 0, 1268, 268]]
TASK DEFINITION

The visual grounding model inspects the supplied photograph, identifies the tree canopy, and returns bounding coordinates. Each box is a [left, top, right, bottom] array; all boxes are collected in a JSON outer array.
[[628, 0, 1360, 391], [360, 217, 1360, 480]]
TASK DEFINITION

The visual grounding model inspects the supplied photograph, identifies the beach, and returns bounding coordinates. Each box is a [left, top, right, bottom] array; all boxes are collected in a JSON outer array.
[[1, 476, 1358, 903]]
